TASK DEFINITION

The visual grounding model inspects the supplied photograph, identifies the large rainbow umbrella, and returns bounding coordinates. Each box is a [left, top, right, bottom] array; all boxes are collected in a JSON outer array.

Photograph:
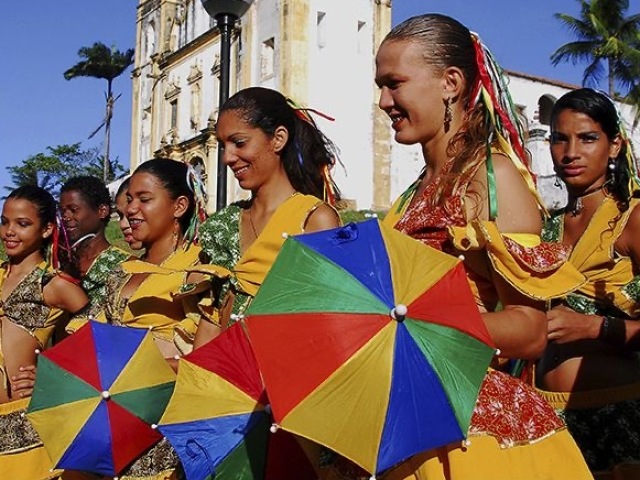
[[158, 322, 317, 480], [26, 321, 176, 477], [245, 219, 497, 477]]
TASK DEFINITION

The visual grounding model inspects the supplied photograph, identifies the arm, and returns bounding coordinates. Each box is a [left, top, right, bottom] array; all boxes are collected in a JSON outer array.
[[467, 154, 547, 358], [43, 275, 89, 314], [304, 204, 341, 232]]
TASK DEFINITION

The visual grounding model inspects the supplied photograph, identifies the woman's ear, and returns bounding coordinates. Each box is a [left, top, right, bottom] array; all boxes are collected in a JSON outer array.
[[173, 195, 190, 221], [609, 134, 623, 159], [442, 66, 465, 101], [272, 126, 289, 154]]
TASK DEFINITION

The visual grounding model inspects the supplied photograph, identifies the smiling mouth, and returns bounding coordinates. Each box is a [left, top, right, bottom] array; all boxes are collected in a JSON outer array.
[[389, 114, 405, 129], [233, 166, 250, 177]]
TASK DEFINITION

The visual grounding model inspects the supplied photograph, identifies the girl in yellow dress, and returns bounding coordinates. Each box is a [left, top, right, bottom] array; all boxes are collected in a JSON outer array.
[[0, 185, 88, 480]]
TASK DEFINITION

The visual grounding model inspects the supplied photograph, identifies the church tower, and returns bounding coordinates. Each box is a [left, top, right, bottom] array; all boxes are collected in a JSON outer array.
[[131, 0, 393, 212]]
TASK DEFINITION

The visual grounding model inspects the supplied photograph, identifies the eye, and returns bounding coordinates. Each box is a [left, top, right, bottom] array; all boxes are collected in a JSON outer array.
[[550, 133, 566, 144], [233, 139, 247, 148], [18, 221, 31, 228]]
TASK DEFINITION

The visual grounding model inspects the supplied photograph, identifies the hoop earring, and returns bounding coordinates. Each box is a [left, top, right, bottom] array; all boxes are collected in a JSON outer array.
[[172, 219, 180, 251], [443, 98, 452, 133]]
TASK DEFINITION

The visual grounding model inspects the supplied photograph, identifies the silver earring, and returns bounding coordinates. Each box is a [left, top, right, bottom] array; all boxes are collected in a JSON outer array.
[[554, 175, 562, 188]]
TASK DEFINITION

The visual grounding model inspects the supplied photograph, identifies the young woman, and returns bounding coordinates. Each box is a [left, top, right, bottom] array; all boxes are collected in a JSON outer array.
[[88, 158, 207, 480], [193, 87, 341, 346], [59, 176, 130, 323], [353, 13, 591, 480], [538, 88, 640, 478], [0, 185, 88, 479]]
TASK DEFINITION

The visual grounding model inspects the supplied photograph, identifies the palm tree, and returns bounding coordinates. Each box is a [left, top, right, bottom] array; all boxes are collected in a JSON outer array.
[[551, 0, 640, 96], [64, 42, 135, 182]]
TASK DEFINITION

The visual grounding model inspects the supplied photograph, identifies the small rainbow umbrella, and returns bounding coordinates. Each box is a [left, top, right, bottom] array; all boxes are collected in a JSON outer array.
[[245, 219, 497, 477], [158, 322, 317, 480], [26, 321, 176, 477]]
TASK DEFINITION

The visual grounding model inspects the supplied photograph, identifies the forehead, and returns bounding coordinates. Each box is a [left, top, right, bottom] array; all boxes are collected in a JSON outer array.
[[2, 197, 39, 218], [59, 189, 91, 207], [553, 109, 603, 131], [376, 40, 428, 76], [129, 171, 166, 193]]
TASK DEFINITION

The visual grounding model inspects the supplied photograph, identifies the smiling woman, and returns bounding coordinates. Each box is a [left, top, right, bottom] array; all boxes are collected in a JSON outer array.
[[0, 185, 88, 479], [193, 87, 342, 347]]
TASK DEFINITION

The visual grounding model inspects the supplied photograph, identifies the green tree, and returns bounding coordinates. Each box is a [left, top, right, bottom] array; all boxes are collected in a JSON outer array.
[[5, 143, 124, 196], [64, 42, 134, 182], [551, 0, 640, 95]]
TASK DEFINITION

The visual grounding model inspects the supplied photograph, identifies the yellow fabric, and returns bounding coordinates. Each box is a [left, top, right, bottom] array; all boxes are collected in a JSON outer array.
[[112, 247, 201, 350], [567, 196, 640, 317], [159, 360, 263, 425], [380, 429, 592, 480], [538, 380, 640, 410], [0, 398, 61, 480], [449, 220, 585, 301], [233, 193, 324, 297]]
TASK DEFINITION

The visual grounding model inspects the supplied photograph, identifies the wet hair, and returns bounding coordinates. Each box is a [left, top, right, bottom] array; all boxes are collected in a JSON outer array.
[[550, 88, 631, 207], [60, 175, 112, 225], [6, 185, 57, 233], [218, 86, 341, 202], [132, 158, 195, 235]]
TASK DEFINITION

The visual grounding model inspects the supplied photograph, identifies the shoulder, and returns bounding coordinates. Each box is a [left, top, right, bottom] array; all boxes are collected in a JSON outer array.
[[305, 203, 341, 233], [491, 153, 542, 235]]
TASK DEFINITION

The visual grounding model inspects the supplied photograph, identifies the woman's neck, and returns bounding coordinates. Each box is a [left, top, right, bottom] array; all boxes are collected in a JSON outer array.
[[421, 125, 460, 180], [251, 179, 297, 215], [8, 250, 44, 276], [142, 234, 181, 265]]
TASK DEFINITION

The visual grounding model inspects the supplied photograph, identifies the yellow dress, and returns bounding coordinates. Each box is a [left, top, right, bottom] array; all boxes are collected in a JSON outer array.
[[73, 247, 201, 480], [0, 262, 71, 480], [333, 171, 592, 480]]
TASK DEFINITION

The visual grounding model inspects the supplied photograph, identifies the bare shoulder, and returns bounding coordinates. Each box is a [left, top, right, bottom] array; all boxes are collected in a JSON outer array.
[[492, 153, 542, 234], [43, 274, 88, 313], [305, 203, 341, 233]]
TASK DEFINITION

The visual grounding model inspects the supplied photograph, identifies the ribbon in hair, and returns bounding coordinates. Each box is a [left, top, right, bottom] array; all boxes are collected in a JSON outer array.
[[184, 163, 209, 247]]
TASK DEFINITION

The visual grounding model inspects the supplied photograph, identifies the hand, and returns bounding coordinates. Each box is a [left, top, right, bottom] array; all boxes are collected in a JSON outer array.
[[546, 305, 601, 344], [10, 364, 37, 399]]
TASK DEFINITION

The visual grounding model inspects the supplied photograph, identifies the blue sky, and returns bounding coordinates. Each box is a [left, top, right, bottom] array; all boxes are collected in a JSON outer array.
[[2, 0, 638, 191]]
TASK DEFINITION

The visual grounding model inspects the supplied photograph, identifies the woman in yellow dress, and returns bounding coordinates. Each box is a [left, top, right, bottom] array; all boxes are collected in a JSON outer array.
[[348, 12, 592, 480], [71, 158, 207, 480], [0, 185, 88, 480], [194, 87, 342, 345], [537, 88, 640, 479]]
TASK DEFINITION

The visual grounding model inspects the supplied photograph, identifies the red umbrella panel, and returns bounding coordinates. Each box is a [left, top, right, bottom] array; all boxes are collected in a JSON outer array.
[[245, 219, 497, 476]]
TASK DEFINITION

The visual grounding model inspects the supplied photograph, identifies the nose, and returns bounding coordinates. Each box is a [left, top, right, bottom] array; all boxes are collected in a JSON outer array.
[[222, 146, 235, 166], [126, 199, 139, 217], [561, 138, 580, 164], [378, 86, 393, 111]]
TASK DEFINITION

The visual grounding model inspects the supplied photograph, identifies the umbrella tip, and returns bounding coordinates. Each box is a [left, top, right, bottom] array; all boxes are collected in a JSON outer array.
[[391, 304, 408, 322], [370, 476, 377, 480], [458, 254, 465, 261], [495, 349, 501, 356], [270, 423, 279, 433], [101, 390, 111, 400], [35, 348, 41, 355], [282, 232, 289, 239], [151, 424, 158, 430]]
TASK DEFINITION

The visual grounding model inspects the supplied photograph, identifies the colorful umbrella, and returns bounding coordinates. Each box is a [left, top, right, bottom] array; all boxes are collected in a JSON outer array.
[[245, 219, 497, 477], [158, 322, 317, 480], [26, 321, 176, 477]]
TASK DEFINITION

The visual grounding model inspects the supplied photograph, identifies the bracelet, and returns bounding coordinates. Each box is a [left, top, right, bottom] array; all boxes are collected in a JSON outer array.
[[598, 316, 627, 348]]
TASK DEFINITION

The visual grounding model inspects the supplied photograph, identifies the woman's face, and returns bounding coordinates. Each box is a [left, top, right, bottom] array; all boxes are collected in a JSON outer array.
[[550, 109, 621, 192], [216, 109, 286, 192], [0, 198, 51, 261], [116, 192, 143, 251], [375, 40, 447, 146], [59, 190, 107, 243], [126, 172, 180, 246]]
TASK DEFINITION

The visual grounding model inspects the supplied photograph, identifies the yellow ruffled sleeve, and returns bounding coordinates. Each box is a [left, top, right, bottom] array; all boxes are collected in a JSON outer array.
[[449, 220, 585, 301]]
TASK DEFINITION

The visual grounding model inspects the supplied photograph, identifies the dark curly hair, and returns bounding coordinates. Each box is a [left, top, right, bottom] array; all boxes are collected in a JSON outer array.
[[61, 176, 112, 225], [218, 87, 341, 202]]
